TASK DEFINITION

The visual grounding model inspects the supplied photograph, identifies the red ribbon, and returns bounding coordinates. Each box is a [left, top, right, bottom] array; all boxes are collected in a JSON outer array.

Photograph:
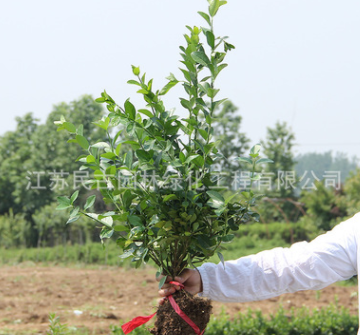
[[121, 281, 205, 335], [121, 313, 157, 334], [167, 294, 205, 335]]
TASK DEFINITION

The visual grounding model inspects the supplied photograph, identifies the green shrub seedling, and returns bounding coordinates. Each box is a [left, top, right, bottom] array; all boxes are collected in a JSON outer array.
[[55, 1, 272, 333]]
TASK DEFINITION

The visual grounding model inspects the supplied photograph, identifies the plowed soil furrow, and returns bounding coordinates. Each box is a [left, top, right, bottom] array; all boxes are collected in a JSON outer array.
[[0, 265, 357, 334]]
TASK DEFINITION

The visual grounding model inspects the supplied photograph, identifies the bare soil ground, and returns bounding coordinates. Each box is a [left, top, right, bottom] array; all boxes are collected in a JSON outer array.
[[0, 264, 358, 334]]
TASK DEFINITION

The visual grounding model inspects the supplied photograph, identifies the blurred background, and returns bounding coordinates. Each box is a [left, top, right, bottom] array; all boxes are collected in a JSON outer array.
[[0, 0, 359, 267], [1, 1, 360, 334]]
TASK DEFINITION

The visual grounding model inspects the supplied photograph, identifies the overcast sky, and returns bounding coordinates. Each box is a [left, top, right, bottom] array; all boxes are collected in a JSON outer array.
[[1, 0, 359, 159]]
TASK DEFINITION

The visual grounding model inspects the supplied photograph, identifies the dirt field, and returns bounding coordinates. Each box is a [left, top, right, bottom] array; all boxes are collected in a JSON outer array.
[[0, 264, 358, 334]]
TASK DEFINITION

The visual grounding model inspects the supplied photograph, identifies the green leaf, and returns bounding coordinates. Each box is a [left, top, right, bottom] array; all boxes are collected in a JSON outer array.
[[114, 225, 130, 232], [132, 65, 140, 76], [207, 88, 220, 98], [193, 155, 205, 167], [180, 68, 191, 82], [126, 123, 135, 136], [166, 73, 178, 82], [124, 100, 136, 120], [137, 89, 149, 95], [87, 213, 113, 227], [56, 196, 72, 210], [217, 252, 225, 269], [222, 234, 235, 243], [212, 98, 227, 110], [180, 98, 192, 110], [123, 189, 136, 208], [185, 155, 200, 164], [182, 118, 198, 126], [100, 211, 116, 217], [125, 150, 133, 169], [76, 135, 89, 150], [209, 0, 220, 17], [119, 249, 135, 259], [196, 234, 212, 249], [156, 269, 162, 279], [216, 63, 228, 75], [207, 190, 225, 206], [86, 155, 96, 163], [160, 80, 179, 95], [255, 158, 274, 165], [215, 205, 226, 216], [101, 152, 116, 160], [95, 97, 106, 103], [163, 194, 178, 202], [93, 117, 110, 131], [191, 51, 210, 66], [114, 212, 129, 221], [235, 157, 252, 164], [70, 190, 79, 204], [76, 124, 83, 136], [106, 165, 116, 177], [128, 215, 143, 227], [63, 122, 76, 133], [250, 143, 261, 156], [207, 197, 225, 209], [66, 215, 80, 224], [158, 276, 167, 289], [179, 151, 186, 163], [136, 149, 150, 162], [100, 227, 114, 239], [143, 139, 156, 151], [91, 142, 111, 150], [193, 139, 205, 154], [127, 79, 141, 86], [138, 109, 153, 118], [94, 170, 103, 180], [206, 31, 215, 48], [227, 218, 239, 231], [241, 191, 251, 200], [170, 159, 183, 168], [225, 193, 238, 205], [115, 143, 122, 156], [198, 11, 211, 25], [54, 117, 65, 126], [84, 195, 96, 210], [224, 41, 235, 52], [69, 206, 80, 218], [122, 140, 141, 150]]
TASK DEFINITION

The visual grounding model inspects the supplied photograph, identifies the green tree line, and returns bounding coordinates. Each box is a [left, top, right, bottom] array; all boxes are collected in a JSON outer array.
[[0, 95, 358, 249], [0, 95, 107, 248]]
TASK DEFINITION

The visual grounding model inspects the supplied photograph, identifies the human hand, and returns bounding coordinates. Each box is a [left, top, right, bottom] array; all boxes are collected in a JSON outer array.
[[157, 269, 203, 305]]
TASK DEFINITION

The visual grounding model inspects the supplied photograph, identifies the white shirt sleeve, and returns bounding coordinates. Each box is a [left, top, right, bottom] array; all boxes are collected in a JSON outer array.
[[198, 213, 360, 303]]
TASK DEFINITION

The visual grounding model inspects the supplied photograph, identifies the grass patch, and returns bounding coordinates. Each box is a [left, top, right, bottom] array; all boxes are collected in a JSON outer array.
[[43, 304, 358, 335], [0, 222, 305, 267]]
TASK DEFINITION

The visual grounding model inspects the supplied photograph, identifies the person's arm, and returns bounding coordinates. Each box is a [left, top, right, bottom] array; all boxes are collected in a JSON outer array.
[[198, 213, 359, 303]]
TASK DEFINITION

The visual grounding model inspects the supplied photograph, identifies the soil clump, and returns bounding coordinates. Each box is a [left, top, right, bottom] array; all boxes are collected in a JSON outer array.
[[150, 290, 212, 335]]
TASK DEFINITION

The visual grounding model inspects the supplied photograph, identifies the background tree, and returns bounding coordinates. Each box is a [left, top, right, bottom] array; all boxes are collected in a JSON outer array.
[[211, 100, 250, 188], [0, 210, 28, 249], [0, 95, 105, 246], [0, 113, 39, 216], [295, 151, 358, 187], [261, 121, 297, 196], [258, 121, 298, 222], [342, 168, 360, 217], [299, 180, 347, 231]]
